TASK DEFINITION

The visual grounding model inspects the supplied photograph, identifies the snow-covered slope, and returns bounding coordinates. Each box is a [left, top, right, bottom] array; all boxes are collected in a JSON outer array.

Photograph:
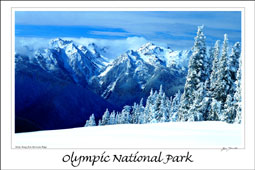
[[14, 121, 243, 148]]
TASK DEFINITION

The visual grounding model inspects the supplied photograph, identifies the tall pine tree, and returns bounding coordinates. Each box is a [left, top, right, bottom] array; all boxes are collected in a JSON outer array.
[[213, 34, 232, 103], [210, 40, 220, 93], [228, 42, 241, 94], [101, 109, 110, 125], [178, 25, 207, 121]]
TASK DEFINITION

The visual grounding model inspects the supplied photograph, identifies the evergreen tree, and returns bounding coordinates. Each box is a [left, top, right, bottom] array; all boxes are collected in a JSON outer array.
[[159, 93, 169, 122], [228, 42, 241, 94], [154, 88, 163, 121], [213, 34, 232, 103], [178, 25, 207, 121], [139, 109, 148, 124], [229, 42, 241, 79], [137, 98, 145, 124], [221, 94, 236, 123], [115, 112, 122, 124], [145, 89, 157, 123], [142, 102, 149, 124], [205, 46, 214, 79], [203, 46, 214, 97], [220, 42, 241, 123], [208, 98, 221, 121], [86, 114, 96, 126], [149, 102, 158, 123], [109, 111, 116, 125], [187, 82, 207, 121], [169, 90, 181, 121], [84, 120, 89, 127], [234, 59, 242, 123], [121, 106, 132, 124], [131, 103, 139, 124], [210, 40, 220, 93], [101, 109, 110, 125], [85, 113, 96, 127]]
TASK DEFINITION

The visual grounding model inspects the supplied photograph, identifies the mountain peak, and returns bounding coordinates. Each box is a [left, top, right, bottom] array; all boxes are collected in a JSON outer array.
[[49, 38, 74, 48], [137, 42, 162, 54], [144, 42, 155, 47], [139, 42, 156, 50]]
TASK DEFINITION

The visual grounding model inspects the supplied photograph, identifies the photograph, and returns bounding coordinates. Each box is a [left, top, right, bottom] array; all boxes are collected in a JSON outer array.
[[14, 10, 243, 148]]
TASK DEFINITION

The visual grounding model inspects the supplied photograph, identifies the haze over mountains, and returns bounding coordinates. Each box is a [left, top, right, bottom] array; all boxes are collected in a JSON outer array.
[[15, 38, 192, 132]]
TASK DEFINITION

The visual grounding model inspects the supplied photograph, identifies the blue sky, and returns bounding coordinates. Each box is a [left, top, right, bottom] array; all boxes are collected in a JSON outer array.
[[15, 11, 241, 50]]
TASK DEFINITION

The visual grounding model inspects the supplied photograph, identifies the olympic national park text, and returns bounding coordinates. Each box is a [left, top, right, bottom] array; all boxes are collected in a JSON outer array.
[[62, 151, 194, 167]]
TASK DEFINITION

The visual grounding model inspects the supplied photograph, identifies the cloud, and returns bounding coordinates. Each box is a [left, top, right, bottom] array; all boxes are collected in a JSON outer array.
[[89, 31, 133, 37], [15, 37, 50, 56], [66, 36, 149, 58], [15, 11, 241, 46], [15, 36, 150, 59], [15, 30, 241, 59]]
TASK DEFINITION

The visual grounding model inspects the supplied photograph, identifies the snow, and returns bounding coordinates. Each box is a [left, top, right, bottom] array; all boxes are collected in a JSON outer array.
[[14, 121, 243, 148], [98, 65, 113, 77], [165, 50, 191, 68], [136, 42, 191, 69]]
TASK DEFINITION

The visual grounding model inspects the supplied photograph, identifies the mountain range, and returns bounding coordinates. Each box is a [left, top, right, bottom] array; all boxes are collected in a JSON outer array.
[[15, 38, 192, 132]]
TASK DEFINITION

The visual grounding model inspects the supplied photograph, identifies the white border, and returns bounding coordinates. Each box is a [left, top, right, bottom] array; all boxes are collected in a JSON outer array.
[[1, 1, 254, 169], [11, 7, 245, 149]]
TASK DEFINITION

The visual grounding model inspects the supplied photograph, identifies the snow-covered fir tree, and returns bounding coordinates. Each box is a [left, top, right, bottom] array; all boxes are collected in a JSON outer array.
[[178, 25, 207, 121], [137, 98, 145, 124], [153, 85, 165, 122], [209, 99, 221, 121], [115, 112, 122, 124], [131, 102, 139, 124], [145, 89, 157, 123], [131, 98, 144, 124], [188, 83, 207, 121], [207, 40, 221, 120], [221, 94, 235, 123], [169, 90, 181, 122], [101, 109, 110, 125], [221, 42, 241, 123], [213, 34, 232, 103], [234, 59, 242, 123], [159, 93, 169, 122], [205, 46, 214, 80], [109, 111, 116, 125], [209, 40, 220, 92], [85, 114, 96, 127], [228, 42, 241, 94], [120, 106, 132, 124]]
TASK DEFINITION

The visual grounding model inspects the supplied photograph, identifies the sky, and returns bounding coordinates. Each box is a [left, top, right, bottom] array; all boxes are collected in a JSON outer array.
[[15, 11, 241, 52]]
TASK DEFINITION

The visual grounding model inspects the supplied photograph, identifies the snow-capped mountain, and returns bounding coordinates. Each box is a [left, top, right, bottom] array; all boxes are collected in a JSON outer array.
[[15, 38, 192, 132], [15, 38, 114, 132], [92, 42, 192, 107], [136, 42, 191, 69], [20, 38, 110, 86]]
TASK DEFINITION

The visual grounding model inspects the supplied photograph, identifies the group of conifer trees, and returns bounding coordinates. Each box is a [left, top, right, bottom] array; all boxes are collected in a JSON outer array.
[[178, 25, 241, 123], [85, 25, 242, 127]]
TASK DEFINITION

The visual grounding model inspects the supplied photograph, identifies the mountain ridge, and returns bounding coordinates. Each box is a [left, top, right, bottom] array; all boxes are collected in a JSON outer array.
[[15, 38, 192, 132]]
